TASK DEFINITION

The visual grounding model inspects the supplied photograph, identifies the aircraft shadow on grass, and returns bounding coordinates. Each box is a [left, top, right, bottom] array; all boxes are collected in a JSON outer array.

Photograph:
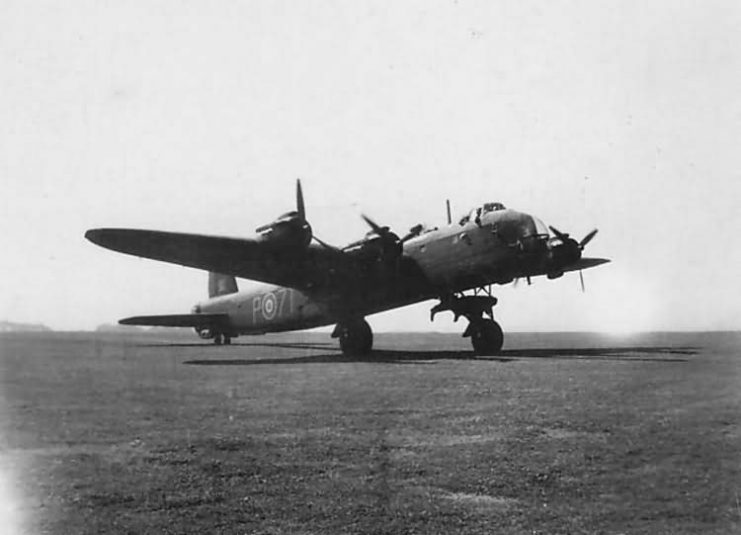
[[137, 341, 335, 349], [182, 345, 696, 366]]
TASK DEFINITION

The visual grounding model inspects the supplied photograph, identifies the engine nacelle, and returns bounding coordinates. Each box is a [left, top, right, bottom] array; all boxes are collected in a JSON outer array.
[[546, 237, 581, 271], [255, 211, 312, 249], [343, 230, 402, 264]]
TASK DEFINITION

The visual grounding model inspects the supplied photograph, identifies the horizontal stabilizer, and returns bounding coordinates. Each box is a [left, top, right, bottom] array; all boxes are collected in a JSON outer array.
[[119, 313, 229, 328], [563, 257, 611, 273]]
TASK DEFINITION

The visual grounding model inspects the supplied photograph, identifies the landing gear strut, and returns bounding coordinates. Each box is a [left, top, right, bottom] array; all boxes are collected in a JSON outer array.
[[213, 334, 232, 345], [430, 293, 504, 355], [332, 318, 373, 356]]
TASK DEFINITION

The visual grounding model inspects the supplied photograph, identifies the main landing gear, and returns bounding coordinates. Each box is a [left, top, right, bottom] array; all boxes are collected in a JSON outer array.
[[431, 292, 504, 355], [332, 318, 373, 356], [464, 318, 503, 355], [213, 333, 232, 345]]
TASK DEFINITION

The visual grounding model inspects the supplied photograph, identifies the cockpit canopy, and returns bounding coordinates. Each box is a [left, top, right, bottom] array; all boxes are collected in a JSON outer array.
[[458, 202, 507, 225], [482, 202, 506, 213]]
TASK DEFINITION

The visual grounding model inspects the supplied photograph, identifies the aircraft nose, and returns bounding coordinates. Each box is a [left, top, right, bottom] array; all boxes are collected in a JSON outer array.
[[495, 212, 547, 250]]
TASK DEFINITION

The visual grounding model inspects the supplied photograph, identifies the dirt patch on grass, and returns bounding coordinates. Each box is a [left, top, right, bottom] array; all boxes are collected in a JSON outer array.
[[394, 431, 505, 448], [442, 490, 518, 509]]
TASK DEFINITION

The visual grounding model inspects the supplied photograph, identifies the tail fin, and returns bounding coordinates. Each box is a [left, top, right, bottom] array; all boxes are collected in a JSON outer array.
[[208, 272, 238, 298]]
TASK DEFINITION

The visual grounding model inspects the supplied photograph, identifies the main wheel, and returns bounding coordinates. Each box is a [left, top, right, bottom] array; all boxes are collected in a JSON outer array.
[[470, 319, 504, 355], [338, 318, 373, 356], [214, 334, 223, 345], [223, 335, 232, 345]]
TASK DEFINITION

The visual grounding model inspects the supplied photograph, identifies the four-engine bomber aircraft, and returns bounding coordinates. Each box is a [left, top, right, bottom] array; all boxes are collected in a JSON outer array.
[[85, 180, 609, 355]]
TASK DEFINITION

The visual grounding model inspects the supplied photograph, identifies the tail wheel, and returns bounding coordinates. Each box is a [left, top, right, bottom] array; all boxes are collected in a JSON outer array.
[[470, 319, 504, 355], [338, 319, 373, 356]]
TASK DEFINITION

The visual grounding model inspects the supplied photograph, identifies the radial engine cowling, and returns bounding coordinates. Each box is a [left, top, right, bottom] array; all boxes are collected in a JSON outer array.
[[255, 211, 313, 249]]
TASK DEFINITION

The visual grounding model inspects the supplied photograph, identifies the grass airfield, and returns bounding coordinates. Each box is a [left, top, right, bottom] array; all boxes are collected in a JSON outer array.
[[1, 331, 740, 534]]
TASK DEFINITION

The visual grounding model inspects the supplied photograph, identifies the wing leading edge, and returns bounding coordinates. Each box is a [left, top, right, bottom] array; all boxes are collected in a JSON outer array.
[[85, 228, 340, 291], [561, 257, 610, 273]]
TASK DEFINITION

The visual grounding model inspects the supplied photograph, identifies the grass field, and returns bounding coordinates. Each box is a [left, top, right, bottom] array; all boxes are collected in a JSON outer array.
[[1, 331, 740, 534]]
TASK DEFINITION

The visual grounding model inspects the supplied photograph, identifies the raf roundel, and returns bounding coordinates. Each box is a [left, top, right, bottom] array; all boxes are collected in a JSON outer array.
[[262, 293, 277, 320]]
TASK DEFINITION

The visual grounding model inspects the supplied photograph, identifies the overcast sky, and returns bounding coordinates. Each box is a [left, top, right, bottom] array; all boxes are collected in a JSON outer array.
[[2, 1, 740, 333]]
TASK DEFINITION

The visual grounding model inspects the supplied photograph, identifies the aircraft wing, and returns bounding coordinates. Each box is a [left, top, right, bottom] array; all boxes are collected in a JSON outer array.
[[119, 313, 229, 327], [562, 257, 611, 273], [85, 228, 340, 291]]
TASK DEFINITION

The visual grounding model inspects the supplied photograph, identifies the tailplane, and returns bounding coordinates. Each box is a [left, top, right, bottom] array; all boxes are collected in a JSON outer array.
[[208, 272, 238, 298]]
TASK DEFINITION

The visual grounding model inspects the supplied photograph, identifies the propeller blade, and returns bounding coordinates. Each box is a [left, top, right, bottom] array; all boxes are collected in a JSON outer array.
[[400, 224, 424, 243], [548, 225, 570, 241], [579, 228, 598, 249], [579, 270, 585, 292], [296, 179, 306, 222], [361, 214, 386, 235], [360, 213, 405, 261]]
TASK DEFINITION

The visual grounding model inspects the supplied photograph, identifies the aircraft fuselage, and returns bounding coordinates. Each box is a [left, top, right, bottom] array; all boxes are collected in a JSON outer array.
[[197, 208, 544, 336]]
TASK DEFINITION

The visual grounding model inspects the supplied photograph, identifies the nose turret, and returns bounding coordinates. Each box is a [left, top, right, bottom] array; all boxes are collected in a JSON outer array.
[[487, 210, 549, 253]]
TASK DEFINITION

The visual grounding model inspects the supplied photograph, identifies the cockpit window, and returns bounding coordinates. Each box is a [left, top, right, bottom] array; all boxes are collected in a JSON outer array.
[[482, 202, 506, 213], [459, 202, 506, 225], [532, 216, 549, 237]]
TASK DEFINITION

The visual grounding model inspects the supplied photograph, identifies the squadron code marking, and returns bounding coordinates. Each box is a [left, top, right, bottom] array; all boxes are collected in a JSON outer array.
[[252, 288, 294, 323]]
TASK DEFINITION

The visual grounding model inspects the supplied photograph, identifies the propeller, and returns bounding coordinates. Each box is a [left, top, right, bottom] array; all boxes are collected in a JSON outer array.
[[549, 226, 598, 252], [361, 214, 388, 237], [362, 215, 423, 244], [294, 179, 343, 252], [296, 178, 306, 222], [579, 229, 598, 249], [547, 225, 599, 291], [360, 213, 404, 260], [256, 179, 345, 251]]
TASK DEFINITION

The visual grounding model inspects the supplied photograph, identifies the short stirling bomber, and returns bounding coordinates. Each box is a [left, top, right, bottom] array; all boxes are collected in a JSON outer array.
[[85, 180, 609, 355]]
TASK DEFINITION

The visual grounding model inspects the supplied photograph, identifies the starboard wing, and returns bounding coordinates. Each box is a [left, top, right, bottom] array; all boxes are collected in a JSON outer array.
[[561, 257, 610, 273], [85, 228, 340, 291]]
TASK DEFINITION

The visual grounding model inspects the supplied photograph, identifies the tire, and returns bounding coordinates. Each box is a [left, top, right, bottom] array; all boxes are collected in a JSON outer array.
[[470, 320, 504, 355], [338, 319, 373, 356]]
